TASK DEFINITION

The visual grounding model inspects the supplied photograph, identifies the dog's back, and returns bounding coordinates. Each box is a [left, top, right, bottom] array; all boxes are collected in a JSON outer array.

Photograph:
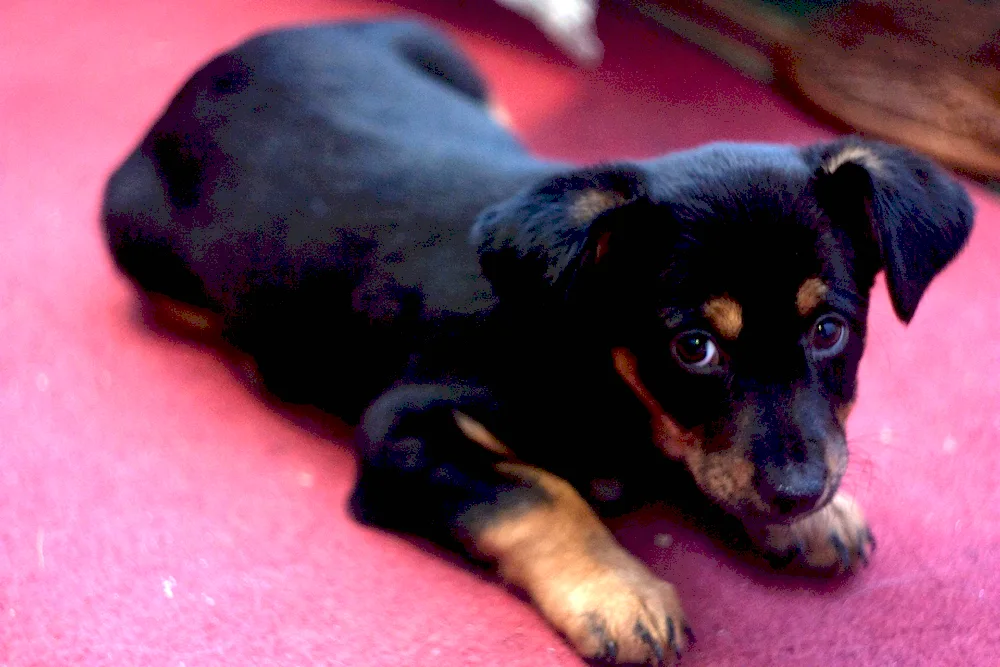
[[103, 21, 559, 414]]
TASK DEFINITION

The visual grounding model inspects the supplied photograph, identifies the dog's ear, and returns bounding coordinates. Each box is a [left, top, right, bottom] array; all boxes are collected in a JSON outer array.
[[806, 138, 974, 323], [472, 165, 654, 297]]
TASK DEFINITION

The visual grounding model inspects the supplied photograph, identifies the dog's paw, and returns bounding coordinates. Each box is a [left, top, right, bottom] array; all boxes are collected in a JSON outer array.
[[760, 492, 875, 573], [477, 463, 691, 664], [538, 561, 690, 665]]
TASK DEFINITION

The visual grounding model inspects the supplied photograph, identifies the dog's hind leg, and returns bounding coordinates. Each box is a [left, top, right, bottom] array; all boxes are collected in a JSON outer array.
[[351, 382, 689, 665]]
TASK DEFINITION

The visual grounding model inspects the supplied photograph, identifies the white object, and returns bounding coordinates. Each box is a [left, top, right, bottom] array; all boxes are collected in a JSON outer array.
[[494, 0, 603, 65]]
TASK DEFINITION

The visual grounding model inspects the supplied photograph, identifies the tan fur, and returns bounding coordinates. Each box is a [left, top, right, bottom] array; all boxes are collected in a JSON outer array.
[[487, 102, 513, 131], [836, 400, 855, 426], [612, 347, 769, 513], [594, 231, 612, 263], [453, 411, 514, 457], [570, 190, 624, 225], [686, 446, 768, 514], [703, 296, 743, 340], [823, 426, 850, 499], [824, 145, 883, 175], [145, 294, 265, 388], [475, 462, 687, 662], [148, 293, 222, 335], [612, 347, 694, 459], [796, 278, 829, 317]]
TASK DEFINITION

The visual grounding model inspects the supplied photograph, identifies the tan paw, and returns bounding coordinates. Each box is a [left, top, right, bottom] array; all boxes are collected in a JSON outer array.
[[537, 559, 690, 665], [474, 463, 692, 664], [761, 492, 875, 573]]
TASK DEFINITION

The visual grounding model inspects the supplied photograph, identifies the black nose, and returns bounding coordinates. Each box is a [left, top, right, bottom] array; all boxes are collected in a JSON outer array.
[[757, 463, 827, 517]]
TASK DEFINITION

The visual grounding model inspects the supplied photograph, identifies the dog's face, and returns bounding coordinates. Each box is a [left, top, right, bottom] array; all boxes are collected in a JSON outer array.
[[475, 139, 973, 525], [607, 191, 864, 523]]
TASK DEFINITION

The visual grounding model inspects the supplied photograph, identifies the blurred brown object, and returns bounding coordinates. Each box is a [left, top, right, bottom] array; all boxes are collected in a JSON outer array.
[[787, 0, 1000, 179], [631, 0, 1000, 179]]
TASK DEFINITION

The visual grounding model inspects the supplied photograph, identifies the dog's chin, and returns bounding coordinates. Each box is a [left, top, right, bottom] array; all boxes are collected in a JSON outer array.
[[728, 483, 840, 529]]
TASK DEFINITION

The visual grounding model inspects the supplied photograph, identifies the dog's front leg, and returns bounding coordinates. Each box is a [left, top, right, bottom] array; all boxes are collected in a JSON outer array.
[[474, 461, 691, 665], [754, 493, 876, 573], [351, 383, 689, 665]]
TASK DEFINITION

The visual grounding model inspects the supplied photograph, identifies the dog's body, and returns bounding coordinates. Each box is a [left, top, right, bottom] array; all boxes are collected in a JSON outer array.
[[104, 21, 974, 665]]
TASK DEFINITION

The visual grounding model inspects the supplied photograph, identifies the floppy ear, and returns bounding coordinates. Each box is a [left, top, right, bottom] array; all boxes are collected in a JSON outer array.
[[471, 165, 651, 296], [806, 138, 974, 323]]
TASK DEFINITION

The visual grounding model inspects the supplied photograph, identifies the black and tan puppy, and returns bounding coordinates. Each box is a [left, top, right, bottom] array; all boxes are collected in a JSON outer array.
[[103, 21, 973, 665]]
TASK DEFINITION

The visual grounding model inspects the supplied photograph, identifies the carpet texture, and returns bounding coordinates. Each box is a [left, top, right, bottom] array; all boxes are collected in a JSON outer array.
[[1, 0, 998, 665]]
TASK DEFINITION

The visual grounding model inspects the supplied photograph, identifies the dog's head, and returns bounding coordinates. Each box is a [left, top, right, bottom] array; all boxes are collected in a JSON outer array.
[[474, 138, 973, 524]]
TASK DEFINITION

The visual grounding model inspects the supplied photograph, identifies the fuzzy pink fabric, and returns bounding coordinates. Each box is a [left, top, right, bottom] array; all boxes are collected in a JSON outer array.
[[2, 0, 998, 664]]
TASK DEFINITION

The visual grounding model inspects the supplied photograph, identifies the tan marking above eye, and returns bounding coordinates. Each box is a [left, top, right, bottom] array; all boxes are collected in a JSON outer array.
[[453, 411, 514, 457], [796, 278, 829, 316], [570, 189, 625, 225], [702, 296, 743, 340], [823, 145, 883, 175]]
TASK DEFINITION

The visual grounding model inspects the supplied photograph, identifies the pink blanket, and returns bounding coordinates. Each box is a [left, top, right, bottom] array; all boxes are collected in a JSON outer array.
[[2, 0, 997, 664]]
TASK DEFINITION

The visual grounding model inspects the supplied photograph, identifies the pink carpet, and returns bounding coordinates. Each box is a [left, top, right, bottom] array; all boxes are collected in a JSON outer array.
[[2, 0, 998, 664]]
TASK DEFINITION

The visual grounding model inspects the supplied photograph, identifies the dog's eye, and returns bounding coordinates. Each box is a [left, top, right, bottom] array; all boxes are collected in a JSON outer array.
[[671, 330, 720, 371], [809, 315, 848, 357]]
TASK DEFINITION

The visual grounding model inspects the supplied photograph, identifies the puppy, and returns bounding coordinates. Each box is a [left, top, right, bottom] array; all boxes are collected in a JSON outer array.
[[102, 21, 974, 665]]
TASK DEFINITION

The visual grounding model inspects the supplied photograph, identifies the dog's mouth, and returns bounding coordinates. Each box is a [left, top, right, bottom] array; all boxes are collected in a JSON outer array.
[[736, 481, 839, 526], [788, 484, 837, 521], [681, 446, 845, 526]]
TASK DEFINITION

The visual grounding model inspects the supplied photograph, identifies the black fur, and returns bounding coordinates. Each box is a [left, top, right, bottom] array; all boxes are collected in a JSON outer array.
[[103, 20, 974, 663]]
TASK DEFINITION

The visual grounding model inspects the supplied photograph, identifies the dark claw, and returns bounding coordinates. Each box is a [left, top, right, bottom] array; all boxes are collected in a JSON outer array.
[[795, 538, 807, 557], [857, 530, 870, 566], [635, 620, 664, 664], [830, 533, 851, 571], [683, 624, 696, 646], [667, 617, 676, 653], [587, 613, 616, 661], [789, 539, 807, 568], [866, 527, 877, 553], [764, 538, 804, 569]]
